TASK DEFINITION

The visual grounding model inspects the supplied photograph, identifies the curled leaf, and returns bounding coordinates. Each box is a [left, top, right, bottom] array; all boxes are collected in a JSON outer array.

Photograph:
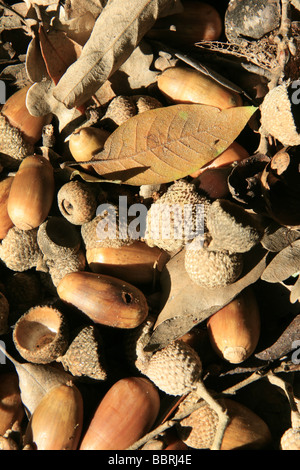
[[261, 239, 300, 283], [89, 104, 257, 185]]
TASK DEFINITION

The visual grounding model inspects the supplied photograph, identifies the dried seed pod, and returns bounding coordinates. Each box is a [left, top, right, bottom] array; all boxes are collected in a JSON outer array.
[[57, 180, 98, 225], [177, 396, 271, 450], [0, 372, 24, 436], [157, 66, 243, 109], [81, 207, 134, 250], [260, 83, 300, 146], [1, 85, 52, 145], [57, 325, 107, 380], [0, 227, 43, 272], [184, 235, 243, 288], [57, 271, 149, 329], [86, 240, 169, 285], [0, 177, 14, 240], [280, 428, 300, 450], [69, 126, 110, 171], [37, 217, 81, 259], [23, 383, 83, 450], [207, 287, 260, 363], [0, 292, 9, 335], [141, 339, 202, 396], [206, 199, 263, 253], [79, 377, 160, 450], [13, 305, 69, 364], [7, 155, 55, 230], [145, 179, 211, 252]]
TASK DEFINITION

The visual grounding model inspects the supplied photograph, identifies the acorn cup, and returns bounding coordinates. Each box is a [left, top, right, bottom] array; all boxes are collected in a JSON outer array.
[[7, 155, 55, 230], [0, 372, 25, 436], [0, 176, 14, 240], [23, 383, 84, 450], [157, 65, 243, 109], [206, 286, 261, 364], [12, 305, 69, 364], [79, 377, 160, 450], [86, 240, 170, 285], [57, 271, 149, 329]]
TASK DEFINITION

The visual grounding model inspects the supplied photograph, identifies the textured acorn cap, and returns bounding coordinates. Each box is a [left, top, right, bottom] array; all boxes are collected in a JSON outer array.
[[81, 207, 134, 249], [132, 95, 163, 114], [0, 114, 34, 160], [37, 217, 81, 259], [185, 235, 243, 288], [103, 95, 137, 126], [0, 227, 42, 271], [13, 305, 69, 364], [143, 340, 202, 396], [57, 180, 98, 225], [206, 199, 263, 253], [260, 83, 300, 146], [145, 179, 211, 252], [57, 325, 107, 381], [45, 249, 86, 287], [124, 314, 156, 373], [0, 291, 9, 335], [280, 427, 300, 450]]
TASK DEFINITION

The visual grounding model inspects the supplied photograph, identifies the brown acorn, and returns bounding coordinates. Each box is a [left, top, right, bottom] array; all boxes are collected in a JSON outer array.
[[23, 383, 84, 450], [0, 372, 24, 436], [13, 305, 69, 364], [57, 271, 149, 329], [157, 65, 243, 109], [7, 155, 55, 230], [207, 287, 260, 364], [0, 177, 14, 240], [86, 240, 169, 285], [68, 126, 110, 171], [57, 180, 98, 225], [79, 377, 160, 450]]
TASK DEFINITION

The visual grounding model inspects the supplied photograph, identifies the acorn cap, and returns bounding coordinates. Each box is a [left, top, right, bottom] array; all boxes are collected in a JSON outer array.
[[206, 199, 263, 253], [57, 325, 107, 381], [185, 235, 243, 288], [0, 227, 43, 271], [145, 179, 211, 252], [132, 95, 162, 114], [0, 114, 34, 160], [143, 340, 202, 396], [124, 314, 156, 373], [45, 249, 86, 287], [102, 95, 137, 127], [280, 427, 300, 450], [57, 180, 98, 225], [81, 207, 134, 250], [0, 291, 9, 335], [37, 217, 81, 259], [260, 83, 300, 146], [13, 305, 69, 364]]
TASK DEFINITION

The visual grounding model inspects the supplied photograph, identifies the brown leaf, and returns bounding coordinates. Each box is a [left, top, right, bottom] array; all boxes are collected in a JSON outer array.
[[89, 104, 257, 185], [261, 239, 300, 283], [145, 245, 268, 352], [261, 222, 300, 252], [290, 276, 300, 304], [53, 0, 184, 108]]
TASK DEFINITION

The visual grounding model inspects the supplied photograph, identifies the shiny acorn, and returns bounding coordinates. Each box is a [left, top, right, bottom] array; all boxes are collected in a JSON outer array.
[[7, 155, 55, 230], [57, 271, 149, 328]]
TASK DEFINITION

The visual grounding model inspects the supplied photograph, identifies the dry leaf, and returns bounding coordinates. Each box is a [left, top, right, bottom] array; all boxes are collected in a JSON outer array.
[[26, 36, 49, 83], [145, 245, 268, 352], [261, 222, 300, 252], [261, 239, 300, 283], [290, 276, 300, 304], [88, 104, 257, 185], [53, 0, 183, 108]]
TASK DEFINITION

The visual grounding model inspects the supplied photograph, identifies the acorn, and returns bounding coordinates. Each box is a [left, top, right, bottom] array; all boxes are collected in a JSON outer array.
[[0, 227, 43, 272], [176, 395, 271, 450], [260, 82, 300, 146], [184, 234, 244, 288], [0, 372, 24, 436], [86, 240, 169, 285], [68, 126, 110, 171], [280, 427, 300, 450], [12, 305, 69, 364], [0, 291, 9, 335], [146, 0, 223, 46], [0, 177, 14, 240], [206, 287, 261, 364], [7, 155, 55, 230], [157, 65, 243, 109], [206, 199, 263, 253], [45, 250, 86, 287], [57, 180, 98, 225], [79, 377, 160, 450], [56, 325, 107, 381], [57, 271, 149, 329], [23, 383, 84, 450], [145, 179, 211, 253]]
